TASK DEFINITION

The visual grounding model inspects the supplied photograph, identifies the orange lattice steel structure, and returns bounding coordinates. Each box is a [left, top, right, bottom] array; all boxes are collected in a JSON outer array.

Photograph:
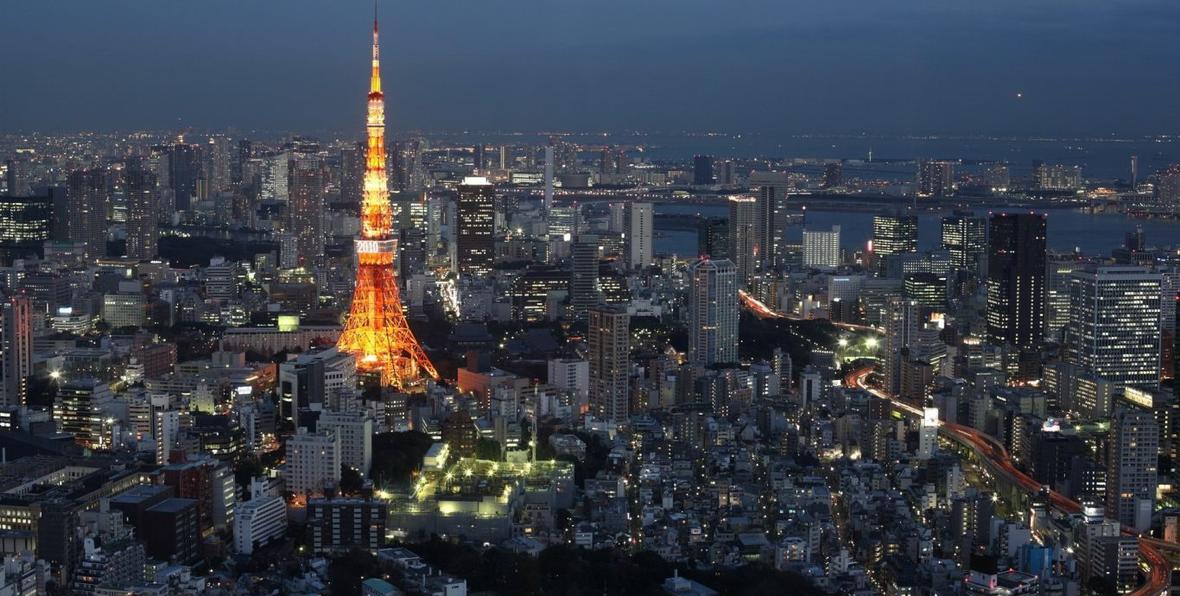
[[336, 15, 439, 389]]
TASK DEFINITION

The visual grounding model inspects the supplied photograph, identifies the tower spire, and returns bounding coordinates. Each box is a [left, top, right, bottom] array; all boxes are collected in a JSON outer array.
[[338, 8, 438, 390]]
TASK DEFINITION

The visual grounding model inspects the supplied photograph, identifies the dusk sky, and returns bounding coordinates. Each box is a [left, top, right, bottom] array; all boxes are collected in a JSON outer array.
[[3, 0, 1178, 136]]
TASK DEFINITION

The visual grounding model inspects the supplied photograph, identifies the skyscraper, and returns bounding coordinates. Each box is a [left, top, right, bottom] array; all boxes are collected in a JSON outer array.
[[986, 213, 1046, 350], [692, 155, 714, 186], [802, 226, 840, 269], [455, 177, 495, 277], [727, 196, 760, 284], [872, 213, 918, 265], [335, 15, 438, 389], [941, 211, 985, 273], [124, 160, 159, 261], [917, 160, 955, 198], [570, 234, 602, 317], [66, 168, 109, 260], [754, 181, 791, 270], [623, 202, 652, 270], [0, 294, 32, 408], [1106, 406, 1158, 531], [339, 142, 365, 204], [588, 306, 630, 425], [1066, 267, 1162, 389], [687, 258, 739, 367], [166, 143, 201, 211], [288, 156, 325, 267]]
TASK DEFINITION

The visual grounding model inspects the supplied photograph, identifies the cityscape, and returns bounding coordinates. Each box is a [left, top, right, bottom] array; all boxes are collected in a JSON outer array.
[[2, 2, 1180, 596]]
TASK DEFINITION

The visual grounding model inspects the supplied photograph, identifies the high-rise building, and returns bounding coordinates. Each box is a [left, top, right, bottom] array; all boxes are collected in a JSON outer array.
[[66, 168, 108, 260], [455, 176, 495, 277], [317, 410, 373, 477], [288, 155, 325, 267], [166, 143, 201, 211], [623, 202, 652, 270], [986, 213, 1046, 350], [1034, 164, 1083, 191], [1045, 255, 1082, 342], [4, 156, 31, 196], [1156, 164, 1180, 217], [307, 497, 387, 554], [142, 499, 200, 564], [570, 234, 602, 317], [55, 379, 111, 449], [286, 427, 342, 497], [234, 494, 287, 555], [1106, 406, 1158, 531], [803, 226, 840, 269], [0, 195, 51, 263], [687, 258, 739, 367], [872, 213, 918, 266], [753, 179, 791, 270], [918, 407, 939, 459], [1066, 267, 1162, 389], [588, 306, 630, 425], [727, 196, 760, 283], [823, 162, 843, 188], [693, 155, 714, 186], [917, 160, 955, 198], [941, 211, 985, 273], [124, 160, 159, 261], [340, 142, 366, 204], [0, 295, 33, 408], [335, 18, 438, 389]]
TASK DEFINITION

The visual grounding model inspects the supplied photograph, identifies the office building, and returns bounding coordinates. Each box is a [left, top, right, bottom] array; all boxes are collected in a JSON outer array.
[[941, 211, 985, 273], [234, 495, 287, 555], [687, 258, 739, 367], [917, 160, 955, 198], [166, 143, 202, 211], [570, 234, 602, 317], [624, 202, 652, 270], [986, 213, 1046, 350], [286, 427, 342, 496], [727, 196, 760, 284], [1105, 407, 1158, 531], [1034, 164, 1083, 191], [752, 176, 791, 270], [55, 379, 111, 449], [1045, 255, 1081, 342], [872, 214, 918, 264], [142, 498, 200, 564], [307, 497, 387, 554], [1066, 267, 1162, 389], [456, 176, 495, 277], [803, 226, 840, 269], [692, 155, 714, 186], [0, 195, 52, 262], [588, 306, 630, 425], [317, 410, 373, 477]]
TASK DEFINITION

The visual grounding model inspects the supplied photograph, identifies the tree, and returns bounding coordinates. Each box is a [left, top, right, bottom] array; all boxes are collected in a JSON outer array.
[[339, 464, 364, 495]]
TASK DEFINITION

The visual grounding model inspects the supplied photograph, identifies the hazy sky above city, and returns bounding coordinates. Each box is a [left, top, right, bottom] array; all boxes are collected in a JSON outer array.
[[3, 0, 1178, 137]]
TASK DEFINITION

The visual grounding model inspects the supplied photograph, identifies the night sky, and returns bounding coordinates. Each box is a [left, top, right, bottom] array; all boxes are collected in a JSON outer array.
[[3, 0, 1178, 136]]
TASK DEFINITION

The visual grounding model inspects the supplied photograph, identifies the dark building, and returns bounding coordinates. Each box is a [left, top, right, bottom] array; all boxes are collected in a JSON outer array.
[[941, 211, 986, 273], [917, 160, 955, 198], [109, 485, 175, 532], [166, 144, 202, 211], [823, 162, 843, 188], [123, 160, 159, 261], [36, 499, 78, 579], [440, 410, 477, 459], [141, 498, 199, 564], [66, 168, 109, 260], [692, 155, 714, 186], [307, 497, 388, 554], [697, 217, 729, 260], [455, 177, 495, 277], [0, 195, 52, 263], [986, 213, 1046, 351], [872, 214, 918, 266], [339, 142, 365, 205]]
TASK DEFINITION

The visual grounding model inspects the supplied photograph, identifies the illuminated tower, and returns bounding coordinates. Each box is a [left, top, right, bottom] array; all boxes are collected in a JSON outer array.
[[336, 14, 438, 389]]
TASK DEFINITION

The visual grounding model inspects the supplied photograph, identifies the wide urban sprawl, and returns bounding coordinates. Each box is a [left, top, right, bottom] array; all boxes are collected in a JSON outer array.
[[2, 8, 1180, 596]]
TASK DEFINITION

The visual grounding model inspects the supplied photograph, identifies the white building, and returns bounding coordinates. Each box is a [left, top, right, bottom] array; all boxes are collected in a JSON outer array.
[[546, 358, 589, 400], [154, 410, 180, 465], [317, 410, 373, 477], [234, 495, 287, 555], [624, 202, 653, 270], [1067, 267, 1162, 389], [286, 427, 341, 496], [803, 226, 840, 269]]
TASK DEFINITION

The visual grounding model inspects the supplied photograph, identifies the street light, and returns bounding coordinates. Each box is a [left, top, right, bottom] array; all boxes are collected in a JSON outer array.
[[865, 337, 879, 349]]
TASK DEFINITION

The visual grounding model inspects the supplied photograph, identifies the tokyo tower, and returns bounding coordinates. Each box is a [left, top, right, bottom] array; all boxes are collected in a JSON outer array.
[[336, 13, 439, 389]]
